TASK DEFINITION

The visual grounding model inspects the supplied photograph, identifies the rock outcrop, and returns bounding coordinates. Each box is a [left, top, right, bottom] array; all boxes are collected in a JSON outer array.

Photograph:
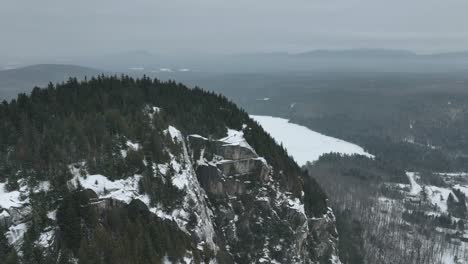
[[188, 129, 340, 263], [1, 124, 340, 264]]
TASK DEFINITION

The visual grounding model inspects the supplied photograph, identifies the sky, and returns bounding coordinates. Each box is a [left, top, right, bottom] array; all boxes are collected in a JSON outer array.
[[1, 0, 468, 60]]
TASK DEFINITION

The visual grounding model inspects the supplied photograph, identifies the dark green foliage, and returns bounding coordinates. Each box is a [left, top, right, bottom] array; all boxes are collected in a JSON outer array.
[[0, 228, 20, 264], [317, 153, 409, 183], [56, 190, 196, 264], [315, 153, 408, 184], [138, 166, 184, 209], [56, 191, 93, 254], [402, 210, 457, 230], [418, 171, 447, 187], [0, 75, 327, 213], [448, 189, 467, 219], [0, 75, 330, 261], [335, 210, 365, 264], [303, 172, 328, 217]]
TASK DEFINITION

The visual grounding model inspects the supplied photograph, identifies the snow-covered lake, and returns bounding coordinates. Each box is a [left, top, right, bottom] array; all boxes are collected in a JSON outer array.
[[250, 115, 373, 166]]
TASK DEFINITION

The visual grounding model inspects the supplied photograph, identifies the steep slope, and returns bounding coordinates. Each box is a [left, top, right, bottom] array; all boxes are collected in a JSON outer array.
[[0, 76, 340, 263]]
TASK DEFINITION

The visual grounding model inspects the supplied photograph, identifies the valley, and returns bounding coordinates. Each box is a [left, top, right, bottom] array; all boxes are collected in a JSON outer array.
[[250, 111, 468, 263]]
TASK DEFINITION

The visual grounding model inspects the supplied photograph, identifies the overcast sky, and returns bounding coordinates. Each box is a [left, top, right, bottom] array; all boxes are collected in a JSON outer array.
[[1, 0, 468, 59]]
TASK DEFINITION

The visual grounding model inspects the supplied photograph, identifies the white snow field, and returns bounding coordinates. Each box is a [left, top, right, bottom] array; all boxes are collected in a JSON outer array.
[[250, 115, 373, 166]]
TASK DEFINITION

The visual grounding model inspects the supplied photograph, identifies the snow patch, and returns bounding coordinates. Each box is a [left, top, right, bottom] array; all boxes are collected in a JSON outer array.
[[36, 229, 55, 248], [427, 186, 459, 213], [219, 129, 256, 154], [69, 173, 146, 204], [0, 180, 50, 210], [5, 222, 28, 245], [47, 210, 57, 221], [189, 134, 208, 140], [166, 126, 184, 142], [287, 197, 305, 215], [406, 172, 422, 195], [0, 182, 24, 209]]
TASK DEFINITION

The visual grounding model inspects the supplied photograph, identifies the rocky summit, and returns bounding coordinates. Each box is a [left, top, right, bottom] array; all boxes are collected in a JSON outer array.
[[0, 76, 340, 264]]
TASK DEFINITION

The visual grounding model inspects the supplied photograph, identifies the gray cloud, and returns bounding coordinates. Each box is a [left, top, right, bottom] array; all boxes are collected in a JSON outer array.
[[1, 0, 468, 60]]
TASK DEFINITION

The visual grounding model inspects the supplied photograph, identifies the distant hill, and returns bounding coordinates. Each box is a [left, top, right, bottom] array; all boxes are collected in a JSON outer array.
[[0, 64, 102, 100], [296, 49, 418, 58]]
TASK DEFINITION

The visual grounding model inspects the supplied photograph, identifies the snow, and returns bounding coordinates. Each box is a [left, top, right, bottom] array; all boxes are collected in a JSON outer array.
[[189, 134, 208, 140], [162, 126, 217, 250], [426, 186, 456, 213], [121, 140, 141, 158], [159, 68, 173, 72], [157, 163, 169, 176], [126, 141, 141, 151], [167, 126, 184, 142], [69, 174, 146, 204], [5, 222, 28, 245], [0, 210, 10, 217], [36, 229, 54, 248], [0, 182, 24, 209], [250, 115, 373, 166], [330, 255, 342, 264], [162, 256, 171, 264], [145, 105, 161, 123], [406, 172, 460, 213], [47, 210, 57, 221], [0, 180, 50, 210], [287, 197, 305, 214], [406, 172, 422, 195], [454, 184, 468, 197], [171, 166, 190, 190], [439, 172, 468, 177], [33, 181, 50, 193], [219, 128, 256, 153]]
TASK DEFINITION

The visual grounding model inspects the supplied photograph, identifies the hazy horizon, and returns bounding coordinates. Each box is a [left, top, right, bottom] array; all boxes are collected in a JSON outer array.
[[2, 0, 468, 62]]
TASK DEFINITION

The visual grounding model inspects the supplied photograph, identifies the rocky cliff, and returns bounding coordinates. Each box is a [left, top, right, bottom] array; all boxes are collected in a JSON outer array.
[[0, 76, 340, 263]]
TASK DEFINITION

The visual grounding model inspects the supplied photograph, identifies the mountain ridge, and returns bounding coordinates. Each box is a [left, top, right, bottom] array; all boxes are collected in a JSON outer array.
[[0, 76, 339, 263]]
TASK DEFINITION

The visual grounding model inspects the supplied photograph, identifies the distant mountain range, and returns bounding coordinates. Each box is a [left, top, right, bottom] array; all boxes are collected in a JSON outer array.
[[84, 48, 468, 73], [296, 49, 468, 58], [6, 48, 468, 73], [2, 48, 468, 100]]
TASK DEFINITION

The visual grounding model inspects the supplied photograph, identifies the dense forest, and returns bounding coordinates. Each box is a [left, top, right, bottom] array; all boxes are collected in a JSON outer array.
[[181, 71, 468, 172], [0, 75, 330, 263]]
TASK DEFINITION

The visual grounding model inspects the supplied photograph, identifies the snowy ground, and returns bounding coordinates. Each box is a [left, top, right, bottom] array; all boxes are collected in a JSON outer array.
[[250, 115, 373, 166], [406, 172, 422, 195]]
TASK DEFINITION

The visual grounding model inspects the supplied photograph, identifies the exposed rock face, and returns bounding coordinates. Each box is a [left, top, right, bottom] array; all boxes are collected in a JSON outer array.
[[188, 131, 341, 263], [217, 144, 258, 161], [1, 125, 340, 263]]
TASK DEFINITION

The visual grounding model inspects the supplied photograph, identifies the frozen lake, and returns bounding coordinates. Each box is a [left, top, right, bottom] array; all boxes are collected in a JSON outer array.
[[250, 115, 373, 166]]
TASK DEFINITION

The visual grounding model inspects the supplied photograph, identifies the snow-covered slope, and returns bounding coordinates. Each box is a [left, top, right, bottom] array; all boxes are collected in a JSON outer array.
[[1, 120, 341, 263], [250, 115, 373, 166]]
